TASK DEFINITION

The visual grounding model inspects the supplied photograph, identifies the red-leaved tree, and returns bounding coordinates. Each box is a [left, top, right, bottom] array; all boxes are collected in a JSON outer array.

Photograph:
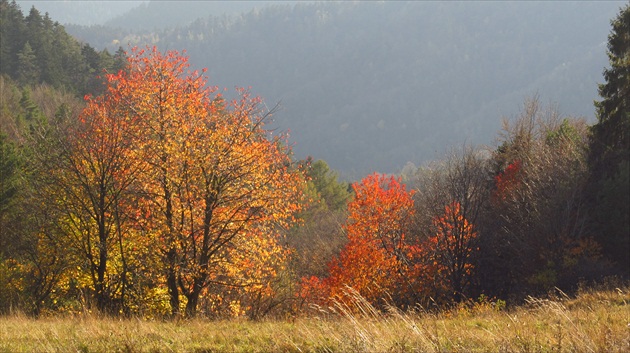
[[301, 173, 416, 307]]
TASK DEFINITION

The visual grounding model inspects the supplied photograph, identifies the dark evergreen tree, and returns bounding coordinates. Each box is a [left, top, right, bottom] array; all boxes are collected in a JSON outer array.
[[18, 88, 43, 123], [111, 46, 129, 74], [588, 4, 630, 275], [80, 43, 105, 94], [16, 41, 39, 85], [0, 0, 27, 76]]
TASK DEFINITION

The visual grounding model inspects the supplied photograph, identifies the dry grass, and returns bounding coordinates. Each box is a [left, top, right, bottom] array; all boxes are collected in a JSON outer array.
[[1, 286, 628, 353]]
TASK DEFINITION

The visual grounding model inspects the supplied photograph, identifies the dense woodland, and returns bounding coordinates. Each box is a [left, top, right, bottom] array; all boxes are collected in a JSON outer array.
[[0, 0, 628, 319]]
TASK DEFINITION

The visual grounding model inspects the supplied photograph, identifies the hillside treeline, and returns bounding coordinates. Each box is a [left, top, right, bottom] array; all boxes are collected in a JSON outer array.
[[0, 0, 127, 96], [0, 1, 627, 318], [65, 1, 624, 176]]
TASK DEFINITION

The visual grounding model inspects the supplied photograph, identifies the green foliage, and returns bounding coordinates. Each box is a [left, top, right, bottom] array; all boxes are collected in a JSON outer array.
[[0, 0, 126, 96], [0, 136, 22, 313], [0, 71, 86, 315], [591, 5, 630, 173], [545, 118, 582, 146], [0, 0, 26, 76], [16, 42, 38, 85], [17, 88, 43, 126], [302, 158, 352, 212], [0, 133, 19, 219], [288, 158, 350, 282]]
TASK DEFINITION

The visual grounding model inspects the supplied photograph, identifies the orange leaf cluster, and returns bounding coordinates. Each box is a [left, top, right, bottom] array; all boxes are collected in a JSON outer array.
[[300, 174, 482, 307], [302, 174, 416, 307]]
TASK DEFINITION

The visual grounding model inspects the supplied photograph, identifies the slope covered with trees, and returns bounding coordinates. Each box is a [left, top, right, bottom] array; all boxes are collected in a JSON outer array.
[[66, 1, 626, 176], [1, 0, 127, 96]]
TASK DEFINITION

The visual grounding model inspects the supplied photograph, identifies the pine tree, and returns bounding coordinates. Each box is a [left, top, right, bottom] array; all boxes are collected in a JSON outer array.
[[0, 0, 27, 77], [588, 4, 630, 274], [17, 42, 39, 85]]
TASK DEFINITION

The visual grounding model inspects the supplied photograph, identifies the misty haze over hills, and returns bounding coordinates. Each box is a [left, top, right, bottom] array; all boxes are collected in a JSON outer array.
[[15, 1, 296, 27], [23, 0, 627, 177]]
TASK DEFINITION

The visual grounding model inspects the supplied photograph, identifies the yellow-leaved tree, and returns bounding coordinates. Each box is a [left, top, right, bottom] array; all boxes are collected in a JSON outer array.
[[48, 47, 303, 318]]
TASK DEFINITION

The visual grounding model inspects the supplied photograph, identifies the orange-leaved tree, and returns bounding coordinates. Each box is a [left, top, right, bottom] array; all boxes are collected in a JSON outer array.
[[304, 173, 415, 307], [427, 201, 478, 302], [106, 47, 303, 317]]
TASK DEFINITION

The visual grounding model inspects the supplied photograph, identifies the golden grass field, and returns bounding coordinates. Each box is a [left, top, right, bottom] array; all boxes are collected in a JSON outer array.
[[1, 286, 628, 353]]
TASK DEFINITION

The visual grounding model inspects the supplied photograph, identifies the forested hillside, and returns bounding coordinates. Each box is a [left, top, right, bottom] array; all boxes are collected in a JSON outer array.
[[103, 1, 289, 30], [0, 0, 127, 96], [65, 1, 626, 176], [0, 0, 627, 320]]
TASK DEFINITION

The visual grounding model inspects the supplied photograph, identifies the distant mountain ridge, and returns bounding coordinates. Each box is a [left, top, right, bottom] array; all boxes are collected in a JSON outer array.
[[103, 1, 298, 30], [65, 1, 626, 177]]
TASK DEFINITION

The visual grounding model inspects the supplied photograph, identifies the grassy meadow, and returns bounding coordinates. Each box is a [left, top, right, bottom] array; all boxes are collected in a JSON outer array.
[[1, 286, 628, 353]]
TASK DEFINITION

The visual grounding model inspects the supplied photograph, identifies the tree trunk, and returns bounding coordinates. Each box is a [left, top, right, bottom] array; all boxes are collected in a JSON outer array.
[[185, 291, 198, 318], [184, 275, 206, 318], [96, 224, 109, 313], [166, 248, 180, 318]]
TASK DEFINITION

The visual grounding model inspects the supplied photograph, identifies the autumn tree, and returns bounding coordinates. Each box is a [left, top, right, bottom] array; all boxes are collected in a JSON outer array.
[[424, 201, 478, 302], [104, 47, 303, 317], [27, 84, 140, 314], [304, 173, 415, 307], [411, 146, 490, 302]]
